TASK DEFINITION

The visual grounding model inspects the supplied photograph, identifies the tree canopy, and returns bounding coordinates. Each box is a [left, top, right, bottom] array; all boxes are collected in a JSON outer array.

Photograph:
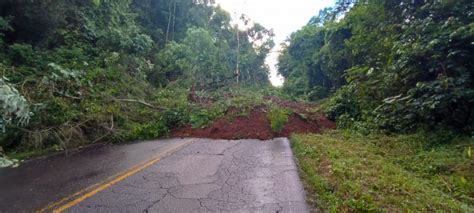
[[0, 0, 273, 151], [278, 0, 474, 133]]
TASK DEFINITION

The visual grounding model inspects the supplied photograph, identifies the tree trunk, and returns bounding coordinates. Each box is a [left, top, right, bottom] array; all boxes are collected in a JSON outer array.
[[235, 28, 240, 85], [165, 0, 173, 43], [171, 0, 177, 41]]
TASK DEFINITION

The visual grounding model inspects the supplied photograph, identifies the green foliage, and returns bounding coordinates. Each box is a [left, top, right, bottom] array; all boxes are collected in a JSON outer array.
[[281, 0, 474, 133], [92, 0, 101, 7], [184, 85, 272, 128], [190, 104, 225, 128], [223, 85, 266, 113], [8, 43, 39, 66], [0, 77, 31, 132], [267, 106, 290, 132], [0, 16, 11, 32], [0, 17, 9, 52], [0, 0, 273, 156], [151, 42, 191, 86], [162, 108, 189, 128], [126, 121, 169, 141], [46, 63, 84, 85], [321, 85, 360, 122], [183, 27, 219, 82], [292, 131, 474, 211], [189, 112, 212, 129]]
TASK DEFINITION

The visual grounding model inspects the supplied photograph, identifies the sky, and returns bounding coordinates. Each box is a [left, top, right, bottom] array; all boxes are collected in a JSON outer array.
[[215, 0, 335, 86]]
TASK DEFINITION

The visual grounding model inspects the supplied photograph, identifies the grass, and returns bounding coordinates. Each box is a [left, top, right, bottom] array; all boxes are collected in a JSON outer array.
[[267, 106, 291, 132], [291, 130, 474, 212], [7, 147, 59, 161], [189, 86, 268, 128]]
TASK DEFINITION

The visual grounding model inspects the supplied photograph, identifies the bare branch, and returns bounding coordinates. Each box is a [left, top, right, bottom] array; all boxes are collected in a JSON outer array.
[[112, 98, 166, 110]]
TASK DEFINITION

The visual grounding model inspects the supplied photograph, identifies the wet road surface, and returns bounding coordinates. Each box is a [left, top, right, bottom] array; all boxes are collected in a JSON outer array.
[[0, 138, 309, 212], [0, 138, 194, 212]]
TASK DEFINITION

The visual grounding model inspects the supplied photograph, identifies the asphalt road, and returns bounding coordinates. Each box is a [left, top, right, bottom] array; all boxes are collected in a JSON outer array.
[[0, 138, 309, 212]]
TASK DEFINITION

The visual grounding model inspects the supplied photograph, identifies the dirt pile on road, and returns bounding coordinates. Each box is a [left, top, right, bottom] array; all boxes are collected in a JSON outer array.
[[171, 97, 336, 140]]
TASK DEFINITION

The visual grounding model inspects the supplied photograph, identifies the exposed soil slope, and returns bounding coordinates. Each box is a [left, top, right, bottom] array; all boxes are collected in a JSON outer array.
[[171, 96, 335, 140]]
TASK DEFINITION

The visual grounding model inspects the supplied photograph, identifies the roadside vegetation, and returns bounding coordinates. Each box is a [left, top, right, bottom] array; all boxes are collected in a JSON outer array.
[[279, 0, 473, 133], [292, 131, 473, 211], [280, 0, 474, 211], [0, 0, 274, 159], [267, 106, 291, 133]]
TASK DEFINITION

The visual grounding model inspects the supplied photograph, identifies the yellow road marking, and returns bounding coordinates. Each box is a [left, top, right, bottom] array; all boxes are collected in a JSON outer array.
[[39, 139, 194, 213], [37, 182, 100, 213]]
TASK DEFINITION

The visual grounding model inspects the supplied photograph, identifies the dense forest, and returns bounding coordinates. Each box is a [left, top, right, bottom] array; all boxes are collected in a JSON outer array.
[[281, 2, 474, 210], [279, 0, 473, 133], [0, 0, 274, 153]]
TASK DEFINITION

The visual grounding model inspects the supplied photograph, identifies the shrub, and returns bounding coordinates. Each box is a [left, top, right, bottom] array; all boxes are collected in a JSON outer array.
[[189, 104, 226, 128], [0, 77, 31, 133], [126, 121, 169, 141], [267, 106, 290, 132], [321, 85, 361, 122], [162, 108, 189, 128], [8, 43, 39, 66]]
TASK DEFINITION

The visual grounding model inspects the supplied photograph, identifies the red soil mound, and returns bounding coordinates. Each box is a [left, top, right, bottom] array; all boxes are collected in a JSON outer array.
[[171, 97, 336, 140], [171, 106, 273, 140]]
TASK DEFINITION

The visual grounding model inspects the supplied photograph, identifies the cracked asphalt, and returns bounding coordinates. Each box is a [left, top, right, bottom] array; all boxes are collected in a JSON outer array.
[[0, 138, 309, 212], [68, 138, 309, 212]]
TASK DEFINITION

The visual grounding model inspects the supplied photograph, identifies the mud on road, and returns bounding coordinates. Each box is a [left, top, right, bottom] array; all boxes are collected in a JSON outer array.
[[171, 96, 336, 140]]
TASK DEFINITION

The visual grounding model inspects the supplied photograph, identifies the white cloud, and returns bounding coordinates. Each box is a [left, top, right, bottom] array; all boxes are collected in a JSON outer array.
[[215, 0, 335, 86]]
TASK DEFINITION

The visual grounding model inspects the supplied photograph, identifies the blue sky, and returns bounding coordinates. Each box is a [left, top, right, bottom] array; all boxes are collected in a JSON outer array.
[[215, 0, 335, 86]]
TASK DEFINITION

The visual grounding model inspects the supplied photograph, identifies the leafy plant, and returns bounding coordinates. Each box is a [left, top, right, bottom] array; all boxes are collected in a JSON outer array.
[[0, 77, 31, 132], [281, 0, 474, 133], [190, 112, 212, 129], [0, 0, 274, 157], [126, 121, 169, 140], [8, 43, 38, 66], [190, 104, 225, 128], [292, 131, 474, 211], [267, 106, 290, 132]]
